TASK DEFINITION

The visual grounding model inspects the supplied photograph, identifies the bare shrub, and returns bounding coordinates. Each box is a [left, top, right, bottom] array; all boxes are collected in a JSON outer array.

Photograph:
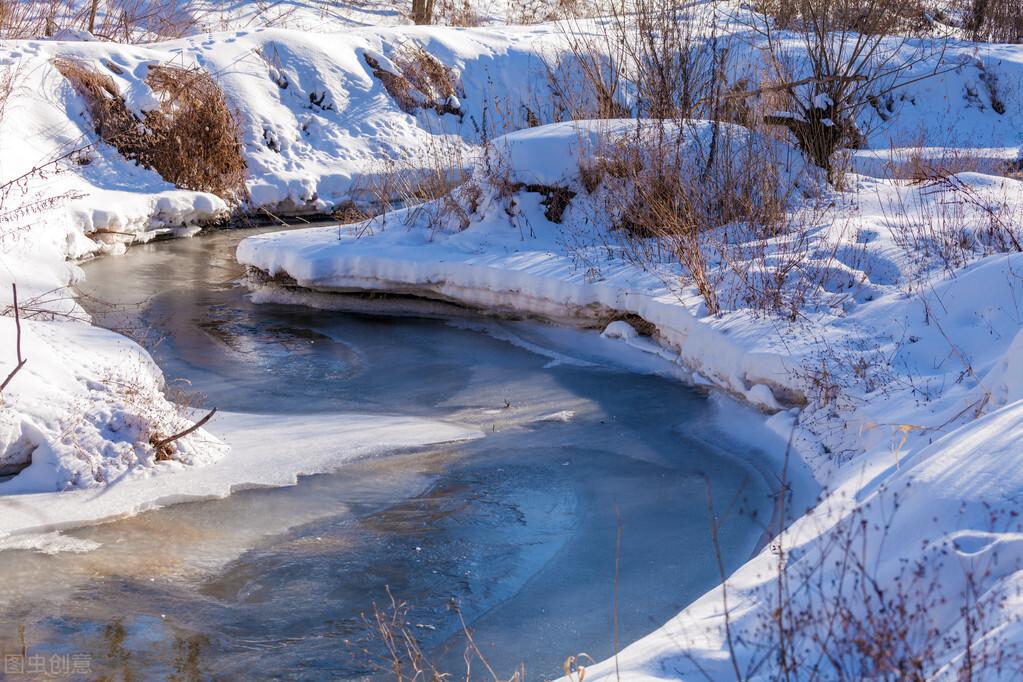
[[507, 0, 581, 23], [331, 200, 371, 224], [52, 58, 247, 202], [143, 65, 247, 200], [393, 45, 462, 116], [724, 489, 1020, 678], [749, 0, 947, 183], [579, 120, 831, 319], [541, 48, 629, 121], [685, 431, 1023, 681], [51, 58, 138, 150], [879, 146, 1010, 181], [353, 587, 524, 681], [617, 0, 719, 119], [354, 133, 476, 236], [554, 0, 722, 121], [759, 0, 931, 32], [365, 46, 463, 117], [0, 1, 48, 38], [90, 0, 199, 42], [435, 0, 485, 26], [0, 0, 198, 41], [53, 356, 216, 484]]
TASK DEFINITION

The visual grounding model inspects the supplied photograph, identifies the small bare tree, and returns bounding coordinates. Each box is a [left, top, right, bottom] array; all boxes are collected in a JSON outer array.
[[749, 0, 947, 183]]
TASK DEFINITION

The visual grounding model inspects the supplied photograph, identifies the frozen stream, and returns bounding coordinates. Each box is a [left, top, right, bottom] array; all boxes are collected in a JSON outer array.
[[0, 228, 784, 680]]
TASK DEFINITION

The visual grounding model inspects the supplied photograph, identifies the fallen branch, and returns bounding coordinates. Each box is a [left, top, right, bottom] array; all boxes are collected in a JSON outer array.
[[0, 283, 27, 394], [151, 407, 217, 457]]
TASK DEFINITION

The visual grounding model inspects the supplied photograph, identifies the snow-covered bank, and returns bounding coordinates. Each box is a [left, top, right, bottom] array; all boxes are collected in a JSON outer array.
[[238, 120, 814, 415], [0, 411, 479, 540], [5, 9, 1022, 252], [238, 116, 1023, 677], [579, 398, 1023, 680], [238, 120, 1023, 474]]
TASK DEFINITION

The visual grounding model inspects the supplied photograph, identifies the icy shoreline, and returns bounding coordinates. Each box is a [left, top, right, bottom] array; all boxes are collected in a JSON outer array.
[[239, 241, 799, 404], [0, 411, 480, 542], [237, 222, 1023, 679]]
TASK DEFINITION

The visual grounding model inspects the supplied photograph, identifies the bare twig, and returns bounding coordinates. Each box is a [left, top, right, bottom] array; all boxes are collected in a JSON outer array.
[[0, 283, 27, 394], [151, 407, 217, 452]]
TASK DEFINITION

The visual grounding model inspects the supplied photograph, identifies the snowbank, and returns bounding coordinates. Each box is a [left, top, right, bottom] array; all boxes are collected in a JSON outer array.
[[578, 398, 1023, 680], [238, 120, 811, 413]]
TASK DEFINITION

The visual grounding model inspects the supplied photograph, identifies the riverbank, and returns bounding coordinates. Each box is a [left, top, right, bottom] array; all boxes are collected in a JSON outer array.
[[237, 117, 1023, 678]]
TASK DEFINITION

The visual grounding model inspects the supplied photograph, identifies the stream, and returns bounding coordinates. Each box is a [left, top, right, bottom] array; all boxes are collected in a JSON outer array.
[[0, 227, 780, 680]]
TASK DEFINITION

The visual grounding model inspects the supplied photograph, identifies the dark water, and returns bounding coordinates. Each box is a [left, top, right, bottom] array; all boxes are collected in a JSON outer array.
[[0, 228, 778, 680]]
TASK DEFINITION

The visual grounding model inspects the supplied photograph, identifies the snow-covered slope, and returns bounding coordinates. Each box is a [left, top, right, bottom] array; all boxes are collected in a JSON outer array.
[[5, 10, 1023, 249]]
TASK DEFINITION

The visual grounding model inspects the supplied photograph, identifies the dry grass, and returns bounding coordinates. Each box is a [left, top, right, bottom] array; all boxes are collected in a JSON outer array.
[[880, 146, 1014, 182], [0, 0, 199, 41], [366, 45, 462, 118], [739, 489, 1020, 679], [541, 48, 630, 121], [435, 0, 485, 26], [144, 65, 247, 200], [881, 169, 1023, 280], [758, 0, 931, 32], [350, 587, 526, 681], [52, 58, 247, 202], [579, 121, 824, 318], [353, 132, 475, 235]]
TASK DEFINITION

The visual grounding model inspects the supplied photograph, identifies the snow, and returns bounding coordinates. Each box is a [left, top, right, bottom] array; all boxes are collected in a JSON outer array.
[[1, 0, 1023, 677], [0, 411, 479, 540], [236, 109, 1023, 677], [236, 119, 815, 414], [574, 398, 1023, 680], [601, 320, 639, 340]]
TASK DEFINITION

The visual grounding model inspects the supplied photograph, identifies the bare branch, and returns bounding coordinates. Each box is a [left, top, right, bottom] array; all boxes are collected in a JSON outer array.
[[151, 407, 218, 454], [0, 283, 27, 395]]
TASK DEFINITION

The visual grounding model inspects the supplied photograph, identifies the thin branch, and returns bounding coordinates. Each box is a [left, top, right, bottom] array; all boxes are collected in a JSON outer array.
[[0, 283, 27, 394], [151, 407, 217, 452]]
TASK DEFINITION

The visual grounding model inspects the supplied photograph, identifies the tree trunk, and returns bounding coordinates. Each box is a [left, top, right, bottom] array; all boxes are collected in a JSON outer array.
[[87, 0, 99, 33], [411, 0, 435, 25]]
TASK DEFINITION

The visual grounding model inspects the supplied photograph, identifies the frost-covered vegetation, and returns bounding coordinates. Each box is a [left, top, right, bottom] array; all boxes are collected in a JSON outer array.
[[2, 0, 1023, 678]]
